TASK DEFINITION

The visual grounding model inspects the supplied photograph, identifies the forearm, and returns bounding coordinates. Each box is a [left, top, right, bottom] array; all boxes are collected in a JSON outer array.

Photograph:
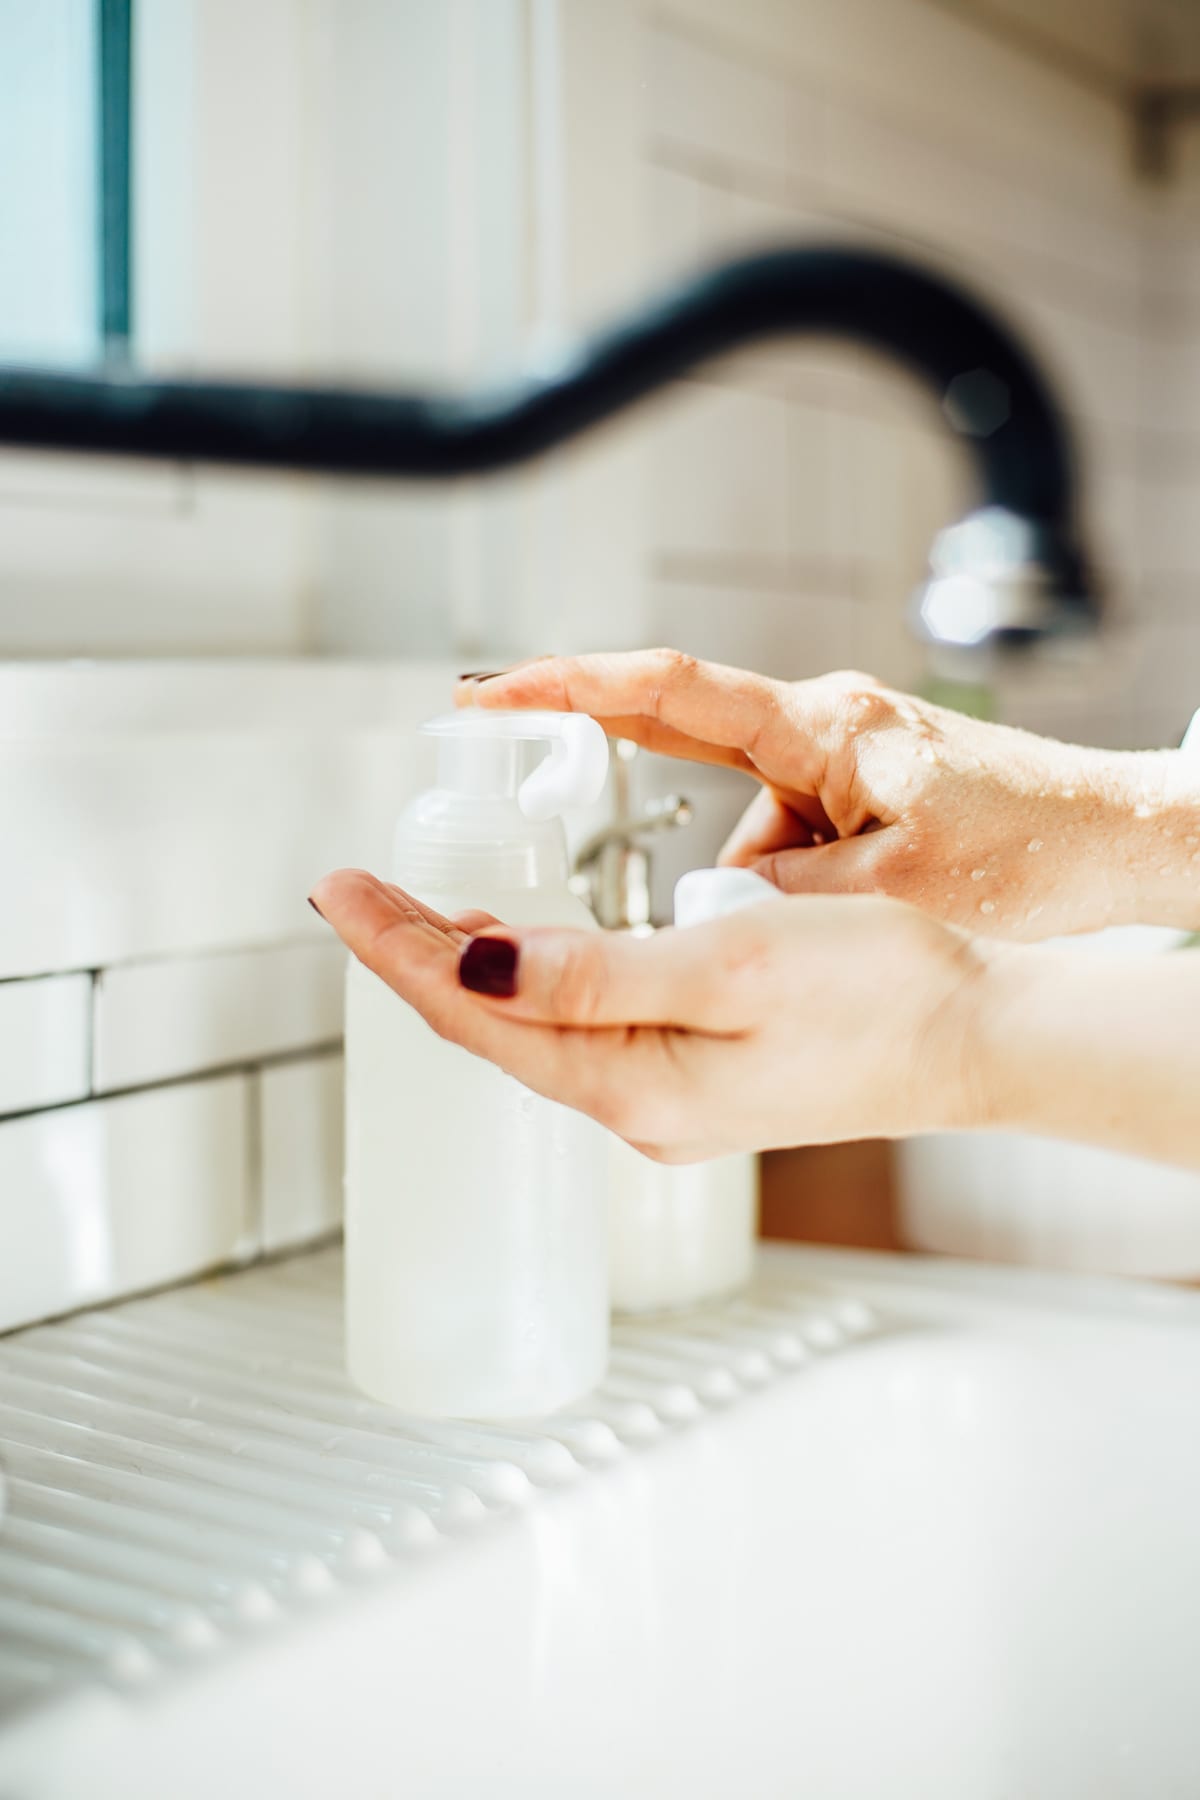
[[963, 943, 1200, 1168]]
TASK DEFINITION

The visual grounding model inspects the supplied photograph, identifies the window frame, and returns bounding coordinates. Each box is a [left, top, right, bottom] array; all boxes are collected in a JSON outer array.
[[97, 0, 133, 354]]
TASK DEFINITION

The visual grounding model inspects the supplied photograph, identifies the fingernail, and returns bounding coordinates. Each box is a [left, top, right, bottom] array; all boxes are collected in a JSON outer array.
[[457, 670, 504, 684], [459, 935, 519, 998], [308, 896, 325, 920]]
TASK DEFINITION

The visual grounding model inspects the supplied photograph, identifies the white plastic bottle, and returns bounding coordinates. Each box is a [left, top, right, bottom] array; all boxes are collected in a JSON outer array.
[[608, 868, 775, 1315], [344, 710, 610, 1418]]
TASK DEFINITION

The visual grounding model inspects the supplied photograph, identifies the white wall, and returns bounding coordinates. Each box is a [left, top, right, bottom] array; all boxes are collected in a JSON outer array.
[[1, 1, 1197, 1321], [0, 0, 529, 659], [547, 0, 1175, 749], [0, 0, 1195, 758], [1135, 120, 1200, 751]]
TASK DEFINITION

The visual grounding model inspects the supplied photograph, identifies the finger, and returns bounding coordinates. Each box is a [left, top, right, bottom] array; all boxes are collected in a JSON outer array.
[[457, 649, 792, 768], [311, 869, 463, 972], [719, 788, 834, 869], [750, 835, 890, 896], [577, 715, 758, 776], [458, 916, 768, 1032], [454, 657, 549, 705], [310, 869, 693, 1131], [341, 873, 496, 949], [460, 667, 760, 775], [450, 908, 503, 935]]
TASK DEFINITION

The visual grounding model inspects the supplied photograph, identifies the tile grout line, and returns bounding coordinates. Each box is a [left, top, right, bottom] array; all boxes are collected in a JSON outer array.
[[0, 1038, 345, 1130]]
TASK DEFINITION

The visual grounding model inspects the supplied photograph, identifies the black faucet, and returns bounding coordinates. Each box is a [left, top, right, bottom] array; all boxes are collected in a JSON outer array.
[[0, 245, 1096, 653]]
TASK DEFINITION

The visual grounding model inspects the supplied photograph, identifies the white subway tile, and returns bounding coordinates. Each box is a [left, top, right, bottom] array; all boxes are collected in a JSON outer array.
[[899, 425, 973, 563], [644, 579, 864, 681], [1117, 621, 1200, 746], [787, 397, 833, 565], [647, 382, 791, 561], [824, 101, 970, 247], [259, 1053, 344, 1253], [0, 659, 453, 982], [826, 411, 909, 571], [93, 939, 345, 1094], [1141, 469, 1200, 585], [0, 974, 91, 1117], [1142, 333, 1200, 441], [644, 165, 716, 282], [1085, 464, 1142, 587], [1025, 299, 1141, 434], [0, 1076, 251, 1332], [648, 23, 792, 182]]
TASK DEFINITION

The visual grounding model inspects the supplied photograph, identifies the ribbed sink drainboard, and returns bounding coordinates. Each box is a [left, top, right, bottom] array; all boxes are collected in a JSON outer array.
[[0, 1245, 882, 1722]]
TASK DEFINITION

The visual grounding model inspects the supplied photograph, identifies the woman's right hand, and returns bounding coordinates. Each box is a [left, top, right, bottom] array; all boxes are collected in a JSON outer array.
[[457, 650, 1199, 940]]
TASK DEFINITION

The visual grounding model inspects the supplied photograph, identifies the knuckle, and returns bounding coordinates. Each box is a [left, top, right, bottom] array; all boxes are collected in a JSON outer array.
[[646, 648, 700, 713], [650, 646, 699, 680], [841, 688, 896, 732]]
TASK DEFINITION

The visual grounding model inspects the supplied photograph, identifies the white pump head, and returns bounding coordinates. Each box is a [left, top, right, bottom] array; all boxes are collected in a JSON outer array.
[[423, 710, 609, 821]]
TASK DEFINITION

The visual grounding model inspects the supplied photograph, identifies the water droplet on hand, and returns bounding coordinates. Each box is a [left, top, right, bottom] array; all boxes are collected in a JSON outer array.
[[970, 868, 986, 881], [1027, 838, 1043, 853], [979, 900, 996, 915]]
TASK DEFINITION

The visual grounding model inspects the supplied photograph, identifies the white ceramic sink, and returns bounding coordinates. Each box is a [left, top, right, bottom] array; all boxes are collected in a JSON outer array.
[[3, 1245, 1199, 1799]]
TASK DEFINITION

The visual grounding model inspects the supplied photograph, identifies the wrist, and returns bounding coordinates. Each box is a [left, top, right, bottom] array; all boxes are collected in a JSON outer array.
[[1098, 749, 1200, 932], [949, 935, 1200, 1164], [952, 940, 1048, 1134], [910, 931, 1013, 1135]]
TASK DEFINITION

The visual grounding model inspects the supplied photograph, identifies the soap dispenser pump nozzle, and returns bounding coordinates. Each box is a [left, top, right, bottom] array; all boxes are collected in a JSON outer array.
[[424, 709, 609, 821]]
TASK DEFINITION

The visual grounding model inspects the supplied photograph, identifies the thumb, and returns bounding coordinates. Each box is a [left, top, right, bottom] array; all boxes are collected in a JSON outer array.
[[752, 833, 890, 897]]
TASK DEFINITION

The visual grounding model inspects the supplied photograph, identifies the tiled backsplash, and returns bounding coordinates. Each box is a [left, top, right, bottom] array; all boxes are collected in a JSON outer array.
[[92, 941, 343, 1094], [629, 5, 1178, 749], [3, 3, 1200, 1317], [0, 937, 345, 1322], [0, 660, 455, 1332]]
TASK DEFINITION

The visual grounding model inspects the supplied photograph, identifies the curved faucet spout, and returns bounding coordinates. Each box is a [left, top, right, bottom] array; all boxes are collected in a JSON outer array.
[[0, 244, 1096, 649]]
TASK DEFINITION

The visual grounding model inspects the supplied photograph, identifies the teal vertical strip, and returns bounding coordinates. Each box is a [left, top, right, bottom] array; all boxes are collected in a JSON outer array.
[[97, 0, 132, 350]]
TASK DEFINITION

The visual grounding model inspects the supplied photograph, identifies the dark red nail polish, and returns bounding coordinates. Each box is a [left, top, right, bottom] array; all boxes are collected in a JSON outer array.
[[308, 896, 325, 920], [458, 670, 503, 683], [459, 935, 519, 997]]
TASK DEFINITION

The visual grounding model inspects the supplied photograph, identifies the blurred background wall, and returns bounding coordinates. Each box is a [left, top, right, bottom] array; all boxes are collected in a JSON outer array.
[[1, 0, 1199, 1294], [2, 0, 1197, 752]]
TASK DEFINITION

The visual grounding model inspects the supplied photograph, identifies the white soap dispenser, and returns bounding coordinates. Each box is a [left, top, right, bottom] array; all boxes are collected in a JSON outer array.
[[344, 710, 609, 1418], [607, 867, 774, 1315]]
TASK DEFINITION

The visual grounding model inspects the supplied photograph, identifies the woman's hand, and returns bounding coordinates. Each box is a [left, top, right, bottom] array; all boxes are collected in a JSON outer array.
[[310, 870, 989, 1159], [457, 651, 1200, 939]]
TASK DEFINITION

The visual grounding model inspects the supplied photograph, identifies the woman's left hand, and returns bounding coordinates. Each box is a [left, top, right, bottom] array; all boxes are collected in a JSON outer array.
[[310, 869, 992, 1160]]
